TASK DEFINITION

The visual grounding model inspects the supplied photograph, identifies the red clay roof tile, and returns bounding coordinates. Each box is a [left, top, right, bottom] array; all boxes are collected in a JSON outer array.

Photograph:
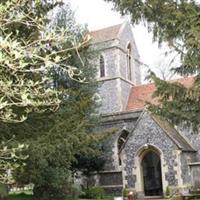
[[126, 76, 195, 111]]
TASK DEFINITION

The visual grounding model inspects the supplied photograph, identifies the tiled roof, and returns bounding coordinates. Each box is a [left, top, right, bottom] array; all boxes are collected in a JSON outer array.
[[127, 76, 195, 111], [89, 24, 122, 43]]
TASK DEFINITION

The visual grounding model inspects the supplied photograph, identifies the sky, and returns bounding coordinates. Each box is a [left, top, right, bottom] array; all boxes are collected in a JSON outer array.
[[67, 0, 178, 82]]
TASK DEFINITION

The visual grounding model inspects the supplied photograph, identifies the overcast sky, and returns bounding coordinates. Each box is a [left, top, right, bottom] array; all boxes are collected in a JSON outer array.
[[67, 0, 178, 82]]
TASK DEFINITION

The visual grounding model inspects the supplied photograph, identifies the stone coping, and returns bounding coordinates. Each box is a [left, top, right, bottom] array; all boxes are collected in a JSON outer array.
[[101, 109, 142, 123], [101, 185, 123, 188], [189, 162, 200, 166], [89, 170, 122, 175], [97, 76, 135, 86]]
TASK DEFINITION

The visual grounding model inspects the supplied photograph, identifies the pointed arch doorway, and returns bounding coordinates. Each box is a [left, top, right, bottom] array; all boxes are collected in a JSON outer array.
[[141, 149, 163, 196]]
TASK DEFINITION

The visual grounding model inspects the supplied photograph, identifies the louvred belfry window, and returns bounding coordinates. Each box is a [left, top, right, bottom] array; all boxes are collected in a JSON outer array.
[[127, 43, 132, 81]]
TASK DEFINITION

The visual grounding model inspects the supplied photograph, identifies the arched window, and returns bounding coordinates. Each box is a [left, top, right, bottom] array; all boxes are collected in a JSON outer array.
[[100, 55, 105, 77], [117, 131, 129, 166], [127, 44, 132, 81]]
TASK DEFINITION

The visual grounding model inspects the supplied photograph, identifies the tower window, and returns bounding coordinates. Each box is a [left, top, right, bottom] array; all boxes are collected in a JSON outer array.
[[100, 55, 105, 77], [127, 44, 132, 81]]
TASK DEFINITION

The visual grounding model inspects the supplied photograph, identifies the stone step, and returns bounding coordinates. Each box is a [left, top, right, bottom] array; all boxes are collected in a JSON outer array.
[[139, 199, 166, 200], [138, 197, 166, 200]]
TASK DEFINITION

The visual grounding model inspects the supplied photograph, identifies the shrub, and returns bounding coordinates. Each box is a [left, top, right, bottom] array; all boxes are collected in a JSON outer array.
[[70, 184, 82, 200], [189, 196, 200, 200], [171, 192, 183, 200], [122, 186, 129, 197], [0, 184, 8, 200], [165, 186, 171, 197], [33, 182, 72, 200], [84, 186, 105, 199]]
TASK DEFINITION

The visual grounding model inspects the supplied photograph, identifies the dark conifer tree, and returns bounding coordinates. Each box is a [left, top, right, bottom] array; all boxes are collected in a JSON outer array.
[[0, 1, 108, 199], [105, 0, 200, 130]]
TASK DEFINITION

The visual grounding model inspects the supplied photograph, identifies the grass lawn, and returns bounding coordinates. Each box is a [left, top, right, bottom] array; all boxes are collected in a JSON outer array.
[[8, 193, 113, 200], [8, 193, 34, 200]]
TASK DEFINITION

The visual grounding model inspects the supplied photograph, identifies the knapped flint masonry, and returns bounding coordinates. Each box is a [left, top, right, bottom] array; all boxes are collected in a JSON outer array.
[[88, 22, 200, 199]]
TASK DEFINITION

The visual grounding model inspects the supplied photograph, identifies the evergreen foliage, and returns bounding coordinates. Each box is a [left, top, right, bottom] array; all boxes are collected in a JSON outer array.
[[0, 0, 91, 188], [0, 1, 107, 199], [105, 0, 200, 130]]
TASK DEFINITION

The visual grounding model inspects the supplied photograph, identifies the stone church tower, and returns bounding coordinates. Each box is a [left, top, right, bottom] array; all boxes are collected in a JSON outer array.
[[90, 21, 141, 114]]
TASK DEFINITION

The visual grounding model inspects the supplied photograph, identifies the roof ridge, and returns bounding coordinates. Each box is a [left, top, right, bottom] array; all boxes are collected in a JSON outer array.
[[133, 76, 195, 88], [89, 23, 122, 33]]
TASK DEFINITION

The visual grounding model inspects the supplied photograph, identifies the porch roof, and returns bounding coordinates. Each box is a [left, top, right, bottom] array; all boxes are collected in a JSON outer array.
[[152, 115, 196, 152]]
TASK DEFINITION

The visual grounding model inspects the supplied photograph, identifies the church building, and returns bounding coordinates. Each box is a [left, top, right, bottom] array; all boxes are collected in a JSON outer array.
[[89, 22, 200, 199]]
